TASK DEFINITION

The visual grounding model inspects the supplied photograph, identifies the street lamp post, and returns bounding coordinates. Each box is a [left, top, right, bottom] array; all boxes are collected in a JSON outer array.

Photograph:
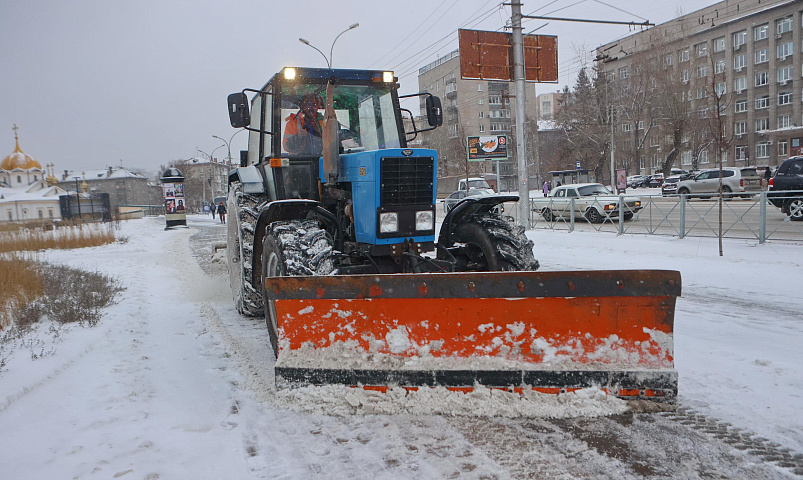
[[73, 176, 81, 217], [213, 129, 245, 167], [299, 23, 359, 69]]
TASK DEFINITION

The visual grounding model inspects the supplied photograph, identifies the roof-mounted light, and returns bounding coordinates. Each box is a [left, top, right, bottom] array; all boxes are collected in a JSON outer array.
[[283, 67, 297, 80], [383, 71, 394, 83]]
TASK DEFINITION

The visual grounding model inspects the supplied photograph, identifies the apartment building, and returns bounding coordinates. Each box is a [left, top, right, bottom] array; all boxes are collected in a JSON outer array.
[[597, 0, 802, 173], [417, 49, 541, 189]]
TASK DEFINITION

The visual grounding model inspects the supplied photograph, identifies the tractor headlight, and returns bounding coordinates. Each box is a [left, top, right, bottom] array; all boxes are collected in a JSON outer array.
[[415, 210, 434, 231], [379, 212, 398, 233]]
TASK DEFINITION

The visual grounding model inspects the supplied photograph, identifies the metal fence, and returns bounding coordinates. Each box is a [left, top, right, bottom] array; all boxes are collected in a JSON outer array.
[[528, 190, 803, 243]]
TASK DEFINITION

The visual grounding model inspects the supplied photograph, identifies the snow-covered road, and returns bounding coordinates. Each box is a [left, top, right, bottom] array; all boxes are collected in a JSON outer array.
[[1, 215, 801, 479]]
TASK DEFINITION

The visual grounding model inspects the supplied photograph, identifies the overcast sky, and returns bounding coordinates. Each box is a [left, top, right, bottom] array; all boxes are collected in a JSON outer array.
[[1, 0, 705, 175]]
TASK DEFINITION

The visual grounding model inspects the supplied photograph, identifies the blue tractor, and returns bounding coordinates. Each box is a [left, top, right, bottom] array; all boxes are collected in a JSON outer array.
[[225, 67, 537, 358]]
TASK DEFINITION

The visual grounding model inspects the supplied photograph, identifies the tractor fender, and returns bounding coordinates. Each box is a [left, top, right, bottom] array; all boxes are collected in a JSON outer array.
[[228, 165, 267, 195], [438, 194, 519, 247]]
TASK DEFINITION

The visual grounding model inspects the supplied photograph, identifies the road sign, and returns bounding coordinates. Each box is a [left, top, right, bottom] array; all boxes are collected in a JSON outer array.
[[576, 161, 581, 170], [458, 29, 558, 83]]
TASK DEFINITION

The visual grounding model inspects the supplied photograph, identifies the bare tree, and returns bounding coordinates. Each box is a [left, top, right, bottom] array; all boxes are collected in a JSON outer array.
[[613, 54, 661, 174]]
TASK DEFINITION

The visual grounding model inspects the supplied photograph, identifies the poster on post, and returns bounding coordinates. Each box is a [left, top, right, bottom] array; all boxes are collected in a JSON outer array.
[[161, 167, 187, 229], [466, 135, 508, 161]]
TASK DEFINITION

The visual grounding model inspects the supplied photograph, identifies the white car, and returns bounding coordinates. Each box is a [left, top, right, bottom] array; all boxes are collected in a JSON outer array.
[[532, 183, 642, 223]]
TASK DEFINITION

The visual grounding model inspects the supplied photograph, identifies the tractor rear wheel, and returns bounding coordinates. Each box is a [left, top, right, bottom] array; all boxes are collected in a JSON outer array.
[[262, 220, 336, 357], [454, 213, 539, 272], [227, 184, 266, 317]]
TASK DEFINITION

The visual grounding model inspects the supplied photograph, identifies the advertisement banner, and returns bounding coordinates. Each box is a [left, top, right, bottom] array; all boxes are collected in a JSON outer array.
[[616, 169, 628, 192], [163, 182, 186, 226], [467, 135, 508, 161]]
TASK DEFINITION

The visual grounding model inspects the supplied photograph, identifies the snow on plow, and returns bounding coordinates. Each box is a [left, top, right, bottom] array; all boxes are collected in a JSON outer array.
[[266, 270, 681, 402]]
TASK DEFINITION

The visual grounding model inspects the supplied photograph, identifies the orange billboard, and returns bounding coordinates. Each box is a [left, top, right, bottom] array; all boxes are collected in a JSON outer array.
[[458, 29, 558, 83]]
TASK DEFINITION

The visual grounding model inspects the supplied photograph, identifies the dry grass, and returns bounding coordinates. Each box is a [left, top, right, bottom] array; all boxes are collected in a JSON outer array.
[[0, 253, 43, 329], [0, 222, 117, 253]]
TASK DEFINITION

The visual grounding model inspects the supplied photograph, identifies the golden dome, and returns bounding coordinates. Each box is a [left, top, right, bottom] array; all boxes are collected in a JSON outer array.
[[1, 125, 42, 171]]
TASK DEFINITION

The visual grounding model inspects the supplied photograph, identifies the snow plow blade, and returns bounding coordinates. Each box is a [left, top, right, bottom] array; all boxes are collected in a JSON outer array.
[[267, 270, 681, 402]]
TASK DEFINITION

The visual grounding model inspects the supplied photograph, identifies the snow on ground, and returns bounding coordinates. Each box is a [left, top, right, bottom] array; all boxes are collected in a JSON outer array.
[[0, 213, 801, 479], [528, 227, 803, 452]]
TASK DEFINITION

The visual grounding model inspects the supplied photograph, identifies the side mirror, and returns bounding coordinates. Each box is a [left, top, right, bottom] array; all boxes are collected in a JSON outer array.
[[227, 93, 251, 128], [426, 96, 443, 127]]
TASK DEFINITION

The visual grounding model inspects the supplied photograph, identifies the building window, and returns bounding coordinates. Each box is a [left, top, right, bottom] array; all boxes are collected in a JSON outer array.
[[734, 76, 747, 92], [778, 115, 791, 128], [733, 31, 747, 49], [478, 111, 484, 118], [681, 70, 690, 83], [16, 175, 21, 183], [477, 84, 483, 92], [736, 145, 748, 161], [755, 71, 768, 87], [777, 42, 793, 60], [754, 24, 769, 41], [756, 142, 770, 159], [715, 83, 726, 96], [696, 65, 708, 78], [778, 66, 793, 83], [479, 125, 485, 133], [478, 98, 483, 105], [777, 16, 793, 35], [637, 121, 644, 130], [734, 121, 747, 136], [699, 150, 710, 165], [679, 49, 690, 62], [714, 60, 726, 74], [622, 123, 631, 133], [664, 54, 673, 66], [779, 140, 789, 157], [48, 209, 53, 218], [618, 66, 629, 79], [756, 95, 770, 109], [713, 36, 726, 53], [755, 117, 770, 132], [755, 48, 768, 64], [696, 43, 708, 57], [681, 150, 692, 166], [779, 91, 793, 105], [37, 209, 43, 219], [734, 54, 746, 70], [735, 100, 748, 113]]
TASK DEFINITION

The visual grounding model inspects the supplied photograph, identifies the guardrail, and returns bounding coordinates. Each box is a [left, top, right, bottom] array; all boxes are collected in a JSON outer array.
[[528, 190, 803, 243]]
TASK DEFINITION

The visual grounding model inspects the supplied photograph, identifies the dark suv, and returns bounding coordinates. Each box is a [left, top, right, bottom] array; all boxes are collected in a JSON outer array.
[[768, 156, 803, 220]]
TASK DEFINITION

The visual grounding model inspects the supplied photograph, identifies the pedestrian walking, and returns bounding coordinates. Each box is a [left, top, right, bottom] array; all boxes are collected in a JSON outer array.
[[543, 180, 549, 196], [211, 203, 216, 219], [217, 202, 227, 223]]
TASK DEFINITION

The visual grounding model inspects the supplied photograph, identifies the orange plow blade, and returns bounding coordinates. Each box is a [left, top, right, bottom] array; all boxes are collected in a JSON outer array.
[[267, 270, 681, 401]]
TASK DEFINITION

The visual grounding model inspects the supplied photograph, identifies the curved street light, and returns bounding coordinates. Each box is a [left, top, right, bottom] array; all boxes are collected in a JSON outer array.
[[299, 23, 359, 69], [213, 129, 245, 166]]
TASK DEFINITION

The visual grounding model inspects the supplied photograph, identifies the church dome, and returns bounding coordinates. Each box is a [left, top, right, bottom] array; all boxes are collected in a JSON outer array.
[[2, 127, 42, 171]]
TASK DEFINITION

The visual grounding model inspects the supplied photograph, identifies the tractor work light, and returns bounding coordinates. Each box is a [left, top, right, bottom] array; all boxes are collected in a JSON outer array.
[[415, 210, 434, 231], [383, 71, 394, 83], [379, 212, 399, 233], [283, 67, 297, 80]]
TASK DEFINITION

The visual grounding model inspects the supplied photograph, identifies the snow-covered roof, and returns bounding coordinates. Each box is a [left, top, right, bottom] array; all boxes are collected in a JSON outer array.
[[0, 181, 66, 203], [537, 120, 558, 131], [61, 167, 147, 182]]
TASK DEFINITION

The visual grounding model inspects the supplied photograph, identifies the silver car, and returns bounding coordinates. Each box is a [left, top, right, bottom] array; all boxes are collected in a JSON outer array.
[[676, 167, 763, 198]]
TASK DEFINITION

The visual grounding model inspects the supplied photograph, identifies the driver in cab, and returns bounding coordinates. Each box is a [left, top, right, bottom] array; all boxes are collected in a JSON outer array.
[[283, 94, 323, 155]]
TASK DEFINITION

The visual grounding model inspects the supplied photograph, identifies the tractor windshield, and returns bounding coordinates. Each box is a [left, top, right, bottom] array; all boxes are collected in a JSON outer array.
[[280, 83, 402, 156]]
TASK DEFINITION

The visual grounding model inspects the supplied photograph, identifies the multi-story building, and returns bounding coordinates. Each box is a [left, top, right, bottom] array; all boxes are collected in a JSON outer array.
[[416, 49, 543, 191], [59, 167, 162, 213], [597, 0, 802, 174], [536, 92, 564, 121]]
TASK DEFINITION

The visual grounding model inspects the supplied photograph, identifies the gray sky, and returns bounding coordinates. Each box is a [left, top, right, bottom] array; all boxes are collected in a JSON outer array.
[[1, 0, 705, 174]]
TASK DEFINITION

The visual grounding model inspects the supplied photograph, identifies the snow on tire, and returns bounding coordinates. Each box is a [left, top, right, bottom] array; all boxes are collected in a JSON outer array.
[[456, 213, 539, 272], [227, 183, 267, 317]]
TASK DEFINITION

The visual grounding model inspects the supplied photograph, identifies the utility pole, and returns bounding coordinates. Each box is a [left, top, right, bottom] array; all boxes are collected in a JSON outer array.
[[610, 105, 616, 193], [511, 0, 530, 226]]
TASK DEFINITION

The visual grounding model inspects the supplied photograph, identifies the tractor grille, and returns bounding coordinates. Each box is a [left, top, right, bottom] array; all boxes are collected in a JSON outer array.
[[380, 156, 434, 206]]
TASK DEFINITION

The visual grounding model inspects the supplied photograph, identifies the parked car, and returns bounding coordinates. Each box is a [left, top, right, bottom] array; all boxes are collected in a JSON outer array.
[[768, 156, 803, 220], [532, 183, 642, 223], [661, 175, 681, 195], [627, 175, 648, 188], [443, 188, 496, 213], [647, 174, 664, 188], [676, 167, 763, 198]]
